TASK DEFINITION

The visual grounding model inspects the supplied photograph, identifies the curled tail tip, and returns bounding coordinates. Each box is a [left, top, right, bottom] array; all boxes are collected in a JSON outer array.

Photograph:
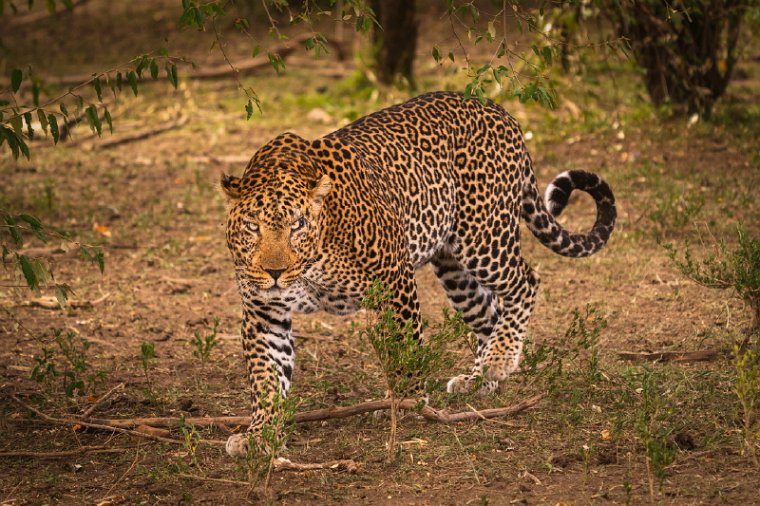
[[544, 170, 573, 217]]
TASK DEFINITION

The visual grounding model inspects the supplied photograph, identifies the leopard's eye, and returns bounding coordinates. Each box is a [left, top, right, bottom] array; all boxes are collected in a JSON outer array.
[[245, 222, 259, 234], [291, 217, 307, 231]]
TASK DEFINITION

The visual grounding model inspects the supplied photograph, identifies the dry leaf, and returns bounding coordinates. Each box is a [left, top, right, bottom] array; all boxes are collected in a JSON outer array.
[[93, 224, 112, 237]]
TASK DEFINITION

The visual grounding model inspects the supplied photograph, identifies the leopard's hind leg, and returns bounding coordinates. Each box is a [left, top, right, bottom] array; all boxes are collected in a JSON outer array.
[[433, 248, 539, 394]]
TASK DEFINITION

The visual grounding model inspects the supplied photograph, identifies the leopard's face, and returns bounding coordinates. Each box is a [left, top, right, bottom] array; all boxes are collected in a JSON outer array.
[[221, 171, 331, 292]]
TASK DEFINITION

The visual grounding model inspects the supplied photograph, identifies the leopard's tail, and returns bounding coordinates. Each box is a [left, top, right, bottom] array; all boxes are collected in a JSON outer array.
[[521, 164, 616, 258]]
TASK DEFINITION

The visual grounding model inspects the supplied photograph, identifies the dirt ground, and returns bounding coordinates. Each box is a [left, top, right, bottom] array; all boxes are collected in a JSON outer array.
[[2, 1, 760, 505]]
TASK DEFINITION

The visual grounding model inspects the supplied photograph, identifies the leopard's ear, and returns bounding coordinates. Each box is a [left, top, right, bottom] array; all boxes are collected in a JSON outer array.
[[220, 174, 242, 199], [309, 175, 332, 206]]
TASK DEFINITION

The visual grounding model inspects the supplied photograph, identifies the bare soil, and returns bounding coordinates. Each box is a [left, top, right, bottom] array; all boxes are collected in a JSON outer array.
[[2, 2, 760, 505]]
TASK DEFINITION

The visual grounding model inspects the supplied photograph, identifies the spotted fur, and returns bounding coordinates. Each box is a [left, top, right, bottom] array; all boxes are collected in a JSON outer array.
[[222, 92, 616, 457]]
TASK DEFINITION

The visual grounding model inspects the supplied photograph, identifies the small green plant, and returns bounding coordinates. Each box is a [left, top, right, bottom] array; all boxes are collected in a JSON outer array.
[[30, 329, 103, 397], [359, 279, 466, 462], [567, 304, 608, 384], [664, 223, 760, 338], [734, 345, 760, 468], [649, 187, 704, 237], [522, 304, 607, 391], [190, 318, 219, 364], [180, 418, 202, 471], [630, 366, 676, 499], [139, 341, 157, 396], [30, 346, 58, 385]]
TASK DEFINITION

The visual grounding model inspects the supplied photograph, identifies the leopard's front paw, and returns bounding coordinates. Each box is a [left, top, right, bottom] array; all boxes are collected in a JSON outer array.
[[225, 433, 250, 458], [446, 374, 474, 393], [446, 374, 499, 395]]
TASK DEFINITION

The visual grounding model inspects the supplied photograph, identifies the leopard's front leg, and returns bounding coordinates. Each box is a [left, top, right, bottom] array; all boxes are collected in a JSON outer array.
[[226, 299, 294, 458]]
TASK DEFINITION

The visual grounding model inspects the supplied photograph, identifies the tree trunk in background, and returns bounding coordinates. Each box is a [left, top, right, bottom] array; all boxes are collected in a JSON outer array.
[[608, 1, 749, 118], [371, 0, 417, 87]]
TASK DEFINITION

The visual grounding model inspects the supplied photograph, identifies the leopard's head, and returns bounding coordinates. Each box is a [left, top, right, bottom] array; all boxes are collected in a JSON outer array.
[[221, 166, 331, 293]]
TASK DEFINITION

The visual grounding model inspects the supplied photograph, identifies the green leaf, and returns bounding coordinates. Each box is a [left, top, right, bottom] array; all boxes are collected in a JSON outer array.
[[542, 46, 552, 67], [252, 45, 261, 58], [55, 284, 71, 306], [37, 109, 49, 134], [103, 107, 113, 134], [115, 71, 123, 91], [18, 254, 39, 291], [85, 104, 102, 136], [267, 52, 285, 73], [432, 46, 441, 63], [150, 59, 159, 80], [1, 126, 20, 159], [93, 77, 103, 101], [11, 68, 22, 92], [245, 99, 253, 120], [10, 115, 23, 136], [19, 214, 46, 241], [59, 102, 69, 119], [127, 71, 138, 96], [45, 0, 55, 14], [24, 111, 34, 139], [4, 214, 23, 246], [166, 63, 178, 89], [48, 114, 60, 144]]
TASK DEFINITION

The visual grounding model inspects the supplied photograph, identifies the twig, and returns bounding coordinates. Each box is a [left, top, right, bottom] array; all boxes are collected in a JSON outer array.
[[272, 457, 359, 473], [451, 427, 480, 484], [81, 382, 125, 418], [85, 393, 545, 429], [0, 445, 130, 458], [100, 447, 141, 501], [177, 473, 249, 485], [617, 350, 722, 363]]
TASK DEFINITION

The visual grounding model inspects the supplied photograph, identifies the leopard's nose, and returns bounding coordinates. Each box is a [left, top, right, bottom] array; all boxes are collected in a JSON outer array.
[[265, 268, 285, 281]]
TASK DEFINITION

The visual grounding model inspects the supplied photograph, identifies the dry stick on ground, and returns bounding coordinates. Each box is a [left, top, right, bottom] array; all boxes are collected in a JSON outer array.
[[20, 293, 110, 310], [617, 350, 721, 362], [86, 115, 190, 150], [189, 33, 345, 80], [85, 393, 546, 429], [3, 0, 88, 29], [9, 395, 223, 446], [0, 445, 132, 459]]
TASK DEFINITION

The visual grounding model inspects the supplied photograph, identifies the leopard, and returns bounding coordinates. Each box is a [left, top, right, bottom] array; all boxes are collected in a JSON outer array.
[[221, 91, 616, 457]]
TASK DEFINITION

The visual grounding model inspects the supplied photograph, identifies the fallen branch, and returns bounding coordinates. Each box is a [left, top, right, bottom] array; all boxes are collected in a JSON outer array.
[[20, 293, 110, 310], [86, 115, 189, 150], [43, 33, 341, 88], [0, 445, 129, 459], [176, 457, 358, 482], [3, 0, 87, 29], [10, 395, 223, 446], [85, 393, 545, 429], [189, 33, 341, 80], [616, 350, 721, 363], [272, 457, 359, 473]]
